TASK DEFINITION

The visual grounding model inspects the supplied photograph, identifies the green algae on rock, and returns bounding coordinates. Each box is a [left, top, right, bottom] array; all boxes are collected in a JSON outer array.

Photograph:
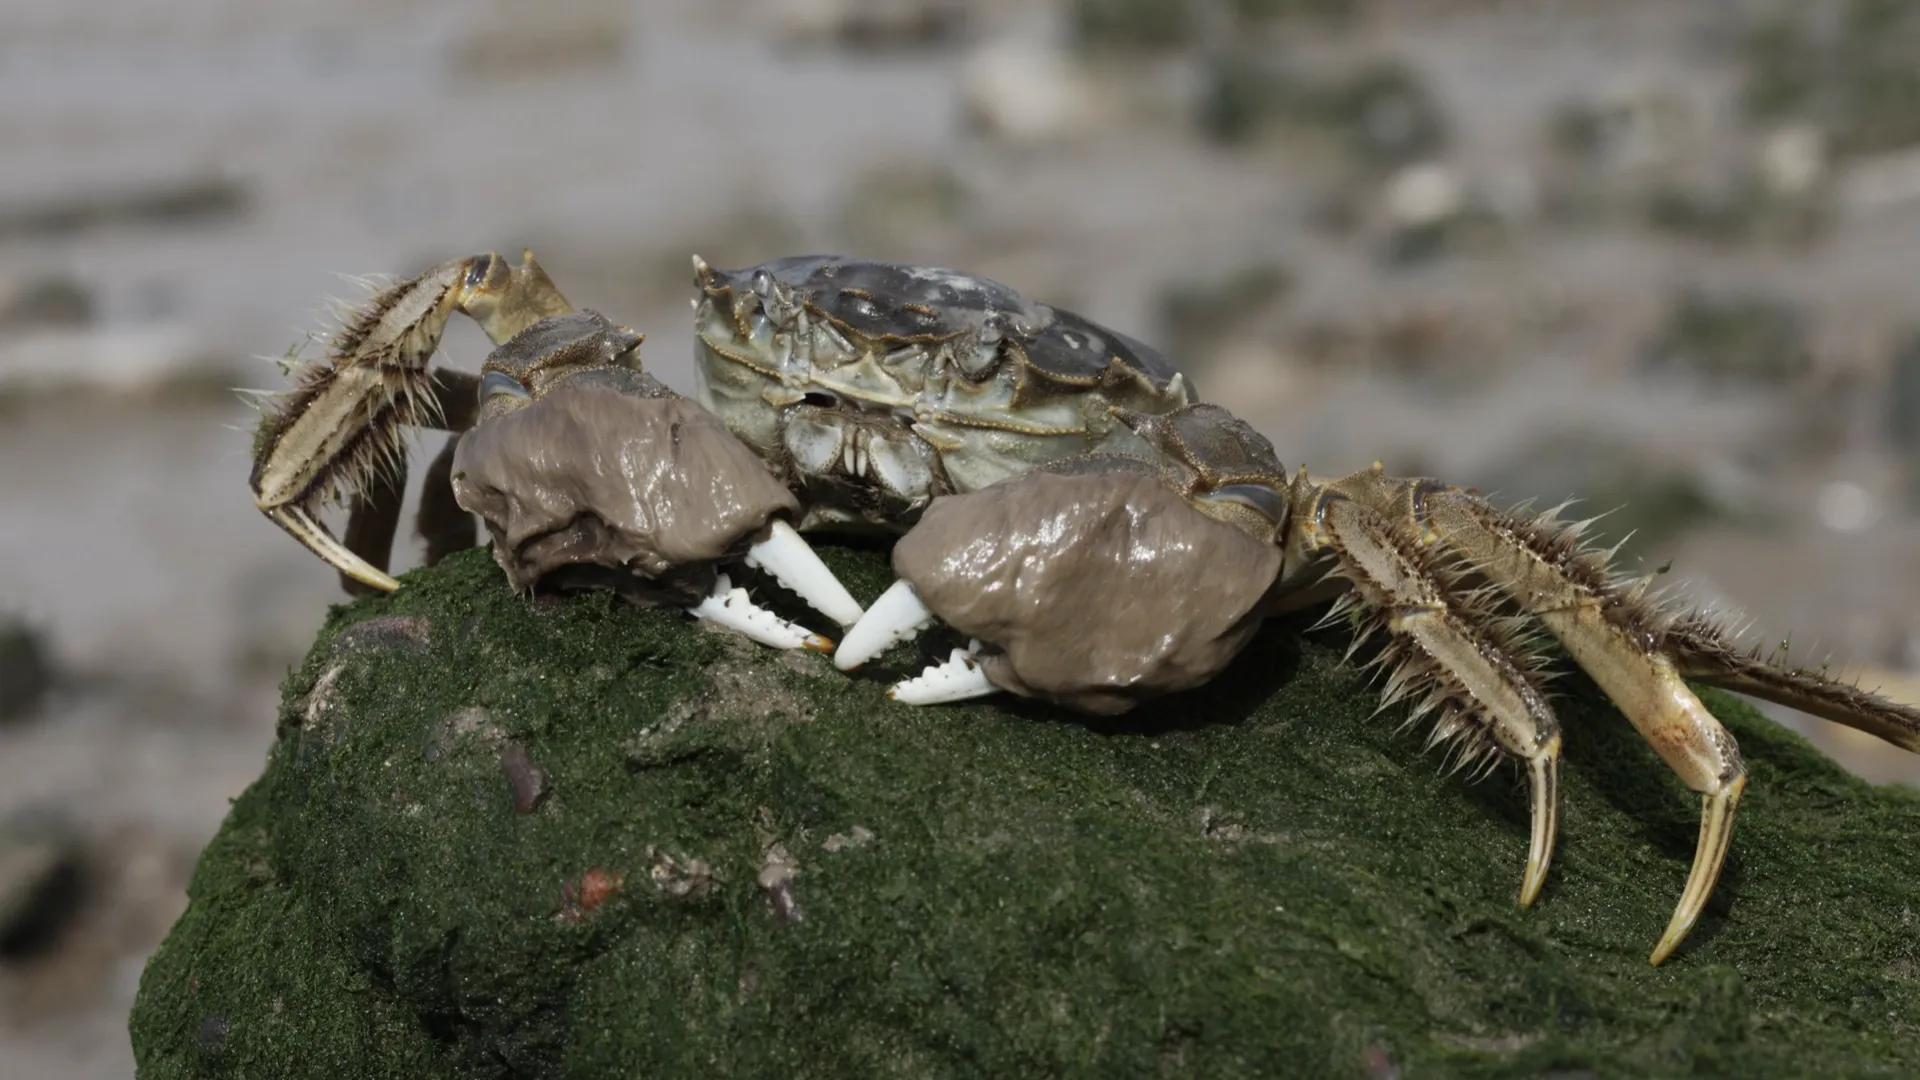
[[132, 546, 1920, 1078]]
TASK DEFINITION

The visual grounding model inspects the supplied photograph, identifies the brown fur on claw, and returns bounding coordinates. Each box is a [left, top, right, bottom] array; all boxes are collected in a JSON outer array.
[[895, 461, 1282, 714], [453, 362, 799, 602]]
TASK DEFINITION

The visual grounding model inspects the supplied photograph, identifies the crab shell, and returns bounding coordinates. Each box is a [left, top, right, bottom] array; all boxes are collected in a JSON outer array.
[[692, 255, 1194, 531]]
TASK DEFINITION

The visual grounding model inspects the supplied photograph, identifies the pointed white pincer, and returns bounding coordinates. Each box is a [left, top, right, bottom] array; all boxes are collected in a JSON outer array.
[[889, 642, 996, 705], [744, 520, 865, 628], [833, 578, 935, 671], [690, 573, 834, 652]]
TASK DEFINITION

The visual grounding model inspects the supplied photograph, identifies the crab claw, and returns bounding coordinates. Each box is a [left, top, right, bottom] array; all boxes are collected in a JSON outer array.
[[745, 520, 864, 628], [691, 573, 834, 653], [834, 578, 936, 671], [890, 640, 997, 704]]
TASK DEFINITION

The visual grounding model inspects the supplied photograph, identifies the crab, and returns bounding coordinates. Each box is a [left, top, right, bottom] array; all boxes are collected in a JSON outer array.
[[248, 249, 1920, 968]]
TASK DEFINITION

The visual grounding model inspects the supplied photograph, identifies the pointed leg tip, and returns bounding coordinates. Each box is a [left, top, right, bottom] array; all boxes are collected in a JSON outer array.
[[1647, 777, 1745, 969], [1649, 924, 1688, 966], [1517, 747, 1560, 910], [266, 504, 403, 592], [1516, 873, 1545, 909]]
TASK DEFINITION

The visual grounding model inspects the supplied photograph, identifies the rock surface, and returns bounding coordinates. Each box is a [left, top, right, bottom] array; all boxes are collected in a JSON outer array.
[[131, 547, 1920, 1078]]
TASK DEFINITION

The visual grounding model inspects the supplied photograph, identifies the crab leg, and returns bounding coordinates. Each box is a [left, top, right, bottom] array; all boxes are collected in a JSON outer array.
[[1667, 623, 1920, 752], [329, 371, 483, 595], [416, 432, 479, 569], [251, 251, 573, 590], [336, 449, 407, 597], [1340, 469, 1747, 965], [1293, 486, 1565, 909]]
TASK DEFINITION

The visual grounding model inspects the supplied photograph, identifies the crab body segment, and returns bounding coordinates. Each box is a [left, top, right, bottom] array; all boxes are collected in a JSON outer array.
[[247, 250, 1920, 969], [692, 255, 1193, 530]]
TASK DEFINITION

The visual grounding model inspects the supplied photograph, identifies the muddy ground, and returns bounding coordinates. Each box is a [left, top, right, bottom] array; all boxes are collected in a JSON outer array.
[[3, 0, 1918, 1074]]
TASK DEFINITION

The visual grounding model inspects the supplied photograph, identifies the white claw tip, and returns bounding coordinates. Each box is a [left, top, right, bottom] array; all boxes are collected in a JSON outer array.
[[889, 646, 998, 705], [690, 573, 834, 652], [834, 579, 934, 671], [745, 520, 865, 628]]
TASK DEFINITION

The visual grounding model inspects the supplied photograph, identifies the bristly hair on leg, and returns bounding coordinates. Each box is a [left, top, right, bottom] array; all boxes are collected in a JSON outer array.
[[251, 269, 460, 519], [1470, 493, 1920, 753]]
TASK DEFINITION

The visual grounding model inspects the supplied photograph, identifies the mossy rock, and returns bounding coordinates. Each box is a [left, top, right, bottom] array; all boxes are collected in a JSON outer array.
[[131, 547, 1920, 1078]]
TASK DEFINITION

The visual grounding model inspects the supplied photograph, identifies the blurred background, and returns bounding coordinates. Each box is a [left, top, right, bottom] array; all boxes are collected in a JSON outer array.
[[3, 0, 1919, 1072]]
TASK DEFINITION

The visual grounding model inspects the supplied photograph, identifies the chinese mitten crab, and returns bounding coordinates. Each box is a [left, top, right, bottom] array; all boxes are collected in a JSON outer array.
[[249, 249, 1920, 968]]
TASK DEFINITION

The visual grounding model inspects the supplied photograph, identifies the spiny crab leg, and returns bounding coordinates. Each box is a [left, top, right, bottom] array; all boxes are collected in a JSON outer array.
[[1668, 623, 1920, 753], [834, 578, 936, 670], [890, 640, 996, 704], [250, 251, 573, 591], [1329, 467, 1746, 964], [1293, 486, 1565, 911], [691, 573, 834, 653], [744, 520, 865, 628]]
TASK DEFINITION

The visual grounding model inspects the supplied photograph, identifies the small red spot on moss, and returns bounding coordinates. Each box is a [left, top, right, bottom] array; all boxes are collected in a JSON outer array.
[[557, 867, 625, 923]]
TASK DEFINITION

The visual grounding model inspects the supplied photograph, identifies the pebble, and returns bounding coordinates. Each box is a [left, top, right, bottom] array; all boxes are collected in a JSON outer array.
[[0, 617, 53, 723], [960, 39, 1104, 146], [0, 809, 83, 957]]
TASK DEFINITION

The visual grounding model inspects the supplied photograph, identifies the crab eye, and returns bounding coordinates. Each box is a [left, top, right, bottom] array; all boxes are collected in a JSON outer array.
[[480, 370, 531, 403], [1200, 483, 1286, 522]]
